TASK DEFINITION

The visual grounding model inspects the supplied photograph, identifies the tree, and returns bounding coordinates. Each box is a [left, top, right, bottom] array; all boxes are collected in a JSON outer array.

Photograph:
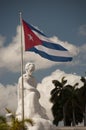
[[50, 77, 83, 126], [62, 83, 83, 126], [0, 115, 9, 130], [5, 108, 34, 130], [80, 76, 86, 126], [50, 77, 68, 126]]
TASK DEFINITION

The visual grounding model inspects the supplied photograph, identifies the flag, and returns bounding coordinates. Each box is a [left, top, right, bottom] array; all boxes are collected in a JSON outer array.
[[22, 20, 72, 62]]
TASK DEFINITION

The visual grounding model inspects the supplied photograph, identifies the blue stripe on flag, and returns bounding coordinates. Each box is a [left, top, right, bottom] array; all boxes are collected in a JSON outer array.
[[42, 41, 67, 51], [26, 22, 46, 36], [29, 47, 72, 62], [23, 20, 73, 62]]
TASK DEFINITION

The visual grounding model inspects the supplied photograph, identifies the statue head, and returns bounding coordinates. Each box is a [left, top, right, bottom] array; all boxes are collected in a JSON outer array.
[[25, 62, 35, 76]]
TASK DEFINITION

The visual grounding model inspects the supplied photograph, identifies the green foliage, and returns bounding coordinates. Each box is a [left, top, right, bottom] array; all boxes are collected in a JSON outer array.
[[0, 115, 10, 130], [0, 115, 6, 123], [0, 123, 10, 130], [5, 108, 34, 130]]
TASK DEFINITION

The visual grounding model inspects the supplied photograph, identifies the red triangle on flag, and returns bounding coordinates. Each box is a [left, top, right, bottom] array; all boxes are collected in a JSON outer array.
[[22, 20, 42, 51]]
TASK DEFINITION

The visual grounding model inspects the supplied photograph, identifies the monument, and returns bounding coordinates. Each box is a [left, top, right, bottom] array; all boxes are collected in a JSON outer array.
[[16, 62, 56, 130]]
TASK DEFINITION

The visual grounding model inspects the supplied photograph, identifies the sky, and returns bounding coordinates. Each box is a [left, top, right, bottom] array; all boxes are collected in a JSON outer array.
[[0, 0, 86, 121], [0, 0, 86, 84]]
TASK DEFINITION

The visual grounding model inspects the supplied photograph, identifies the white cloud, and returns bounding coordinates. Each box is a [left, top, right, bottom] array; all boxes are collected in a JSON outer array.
[[37, 69, 83, 120], [0, 26, 78, 72], [0, 83, 17, 115], [49, 36, 79, 56], [71, 43, 86, 67], [0, 26, 21, 72], [66, 43, 86, 67], [0, 69, 83, 119]]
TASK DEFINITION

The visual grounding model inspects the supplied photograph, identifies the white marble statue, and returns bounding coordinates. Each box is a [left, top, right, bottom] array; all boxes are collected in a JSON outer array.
[[16, 62, 56, 130]]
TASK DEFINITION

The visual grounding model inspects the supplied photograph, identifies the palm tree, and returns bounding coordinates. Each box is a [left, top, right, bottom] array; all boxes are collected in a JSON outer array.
[[9, 117, 34, 130], [5, 108, 34, 130], [63, 83, 83, 126], [50, 77, 67, 126], [80, 76, 86, 126], [0, 115, 9, 130], [50, 77, 83, 126]]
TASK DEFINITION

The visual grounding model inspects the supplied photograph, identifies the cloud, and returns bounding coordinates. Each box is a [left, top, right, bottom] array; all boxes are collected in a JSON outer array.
[[78, 44, 86, 65], [0, 26, 21, 72], [0, 25, 78, 73], [49, 36, 79, 56], [0, 83, 17, 115], [37, 69, 83, 120], [69, 43, 86, 67], [0, 69, 83, 118]]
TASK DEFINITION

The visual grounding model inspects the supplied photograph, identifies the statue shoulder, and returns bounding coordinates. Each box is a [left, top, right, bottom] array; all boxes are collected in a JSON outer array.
[[18, 74, 26, 83]]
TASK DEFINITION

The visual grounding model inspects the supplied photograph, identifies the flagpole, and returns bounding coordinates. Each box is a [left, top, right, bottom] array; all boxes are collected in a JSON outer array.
[[19, 12, 24, 128]]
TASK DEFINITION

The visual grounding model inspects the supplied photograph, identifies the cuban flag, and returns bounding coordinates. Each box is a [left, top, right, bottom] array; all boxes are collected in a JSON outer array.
[[22, 20, 72, 62]]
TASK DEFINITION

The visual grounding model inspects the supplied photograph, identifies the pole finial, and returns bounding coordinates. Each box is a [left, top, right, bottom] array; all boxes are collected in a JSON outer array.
[[19, 12, 22, 19], [19, 12, 22, 15]]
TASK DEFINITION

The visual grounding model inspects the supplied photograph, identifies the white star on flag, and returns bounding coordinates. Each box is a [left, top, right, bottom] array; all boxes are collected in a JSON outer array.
[[28, 34, 34, 41]]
